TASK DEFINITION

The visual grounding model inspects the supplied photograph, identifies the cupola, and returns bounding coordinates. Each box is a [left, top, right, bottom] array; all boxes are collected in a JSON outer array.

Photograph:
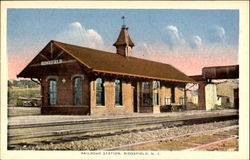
[[113, 16, 135, 57]]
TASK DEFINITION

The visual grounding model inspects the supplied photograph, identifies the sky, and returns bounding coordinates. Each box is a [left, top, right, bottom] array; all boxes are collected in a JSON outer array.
[[7, 9, 239, 80]]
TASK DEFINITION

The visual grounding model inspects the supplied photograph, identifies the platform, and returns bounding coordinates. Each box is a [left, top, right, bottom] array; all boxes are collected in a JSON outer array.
[[8, 109, 238, 127]]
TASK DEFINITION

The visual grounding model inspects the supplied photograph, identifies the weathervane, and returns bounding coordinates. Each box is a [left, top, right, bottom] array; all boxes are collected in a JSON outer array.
[[121, 16, 126, 28]]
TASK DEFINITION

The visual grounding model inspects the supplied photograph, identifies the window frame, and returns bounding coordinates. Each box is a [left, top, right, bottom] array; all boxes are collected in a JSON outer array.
[[165, 98, 171, 105], [153, 80, 159, 89], [115, 79, 123, 106], [179, 97, 185, 105], [48, 79, 57, 105], [73, 76, 83, 105], [96, 78, 105, 106]]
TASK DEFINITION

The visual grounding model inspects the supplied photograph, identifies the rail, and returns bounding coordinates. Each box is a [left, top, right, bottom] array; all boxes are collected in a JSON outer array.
[[8, 113, 238, 148]]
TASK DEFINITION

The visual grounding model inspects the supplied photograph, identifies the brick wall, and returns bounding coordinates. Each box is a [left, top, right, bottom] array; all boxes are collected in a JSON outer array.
[[41, 62, 90, 115], [90, 79, 133, 115], [160, 84, 184, 105], [175, 87, 184, 104], [39, 62, 186, 115], [41, 106, 89, 115]]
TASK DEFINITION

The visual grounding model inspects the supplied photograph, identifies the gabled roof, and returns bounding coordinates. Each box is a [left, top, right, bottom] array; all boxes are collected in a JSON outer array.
[[113, 27, 135, 47], [18, 40, 196, 83]]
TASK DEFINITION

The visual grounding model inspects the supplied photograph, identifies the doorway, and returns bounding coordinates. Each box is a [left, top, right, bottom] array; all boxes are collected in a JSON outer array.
[[234, 88, 239, 109]]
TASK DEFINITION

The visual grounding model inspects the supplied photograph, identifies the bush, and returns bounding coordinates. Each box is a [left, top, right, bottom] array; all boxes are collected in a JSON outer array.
[[8, 88, 41, 105], [186, 102, 198, 110]]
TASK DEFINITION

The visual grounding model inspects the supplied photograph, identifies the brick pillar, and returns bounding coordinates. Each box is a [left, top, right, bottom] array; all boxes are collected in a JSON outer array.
[[43, 79, 48, 107], [184, 84, 187, 110], [89, 80, 96, 115], [198, 81, 206, 109], [137, 81, 141, 113], [158, 81, 161, 105], [41, 79, 48, 115], [41, 79, 45, 107], [104, 81, 115, 108], [160, 84, 165, 106]]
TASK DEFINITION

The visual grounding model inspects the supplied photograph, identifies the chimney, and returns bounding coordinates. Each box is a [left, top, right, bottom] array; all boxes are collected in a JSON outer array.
[[113, 18, 135, 57]]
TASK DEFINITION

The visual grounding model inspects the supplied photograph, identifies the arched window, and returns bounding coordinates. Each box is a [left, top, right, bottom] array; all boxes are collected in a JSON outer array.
[[49, 79, 57, 105], [73, 77, 83, 105], [96, 78, 105, 105], [115, 80, 122, 105]]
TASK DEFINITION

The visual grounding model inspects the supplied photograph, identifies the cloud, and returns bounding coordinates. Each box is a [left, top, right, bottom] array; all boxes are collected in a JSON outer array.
[[133, 43, 238, 76], [162, 25, 186, 49], [162, 25, 203, 50], [85, 29, 104, 48], [189, 35, 202, 49], [134, 43, 155, 57], [55, 22, 104, 49], [161, 24, 229, 51], [207, 25, 226, 43], [71, 21, 82, 29]]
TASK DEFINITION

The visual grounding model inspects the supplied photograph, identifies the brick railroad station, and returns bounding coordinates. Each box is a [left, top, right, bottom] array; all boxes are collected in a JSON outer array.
[[17, 25, 196, 115]]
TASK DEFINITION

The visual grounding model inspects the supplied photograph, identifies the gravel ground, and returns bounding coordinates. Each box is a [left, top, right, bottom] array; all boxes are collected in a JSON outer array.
[[12, 120, 238, 150]]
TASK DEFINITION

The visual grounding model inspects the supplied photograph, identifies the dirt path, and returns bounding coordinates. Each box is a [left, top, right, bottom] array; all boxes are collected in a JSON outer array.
[[117, 127, 238, 151]]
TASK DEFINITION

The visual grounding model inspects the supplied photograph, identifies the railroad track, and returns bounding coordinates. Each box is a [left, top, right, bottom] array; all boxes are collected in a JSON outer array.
[[9, 111, 237, 129], [8, 113, 238, 149]]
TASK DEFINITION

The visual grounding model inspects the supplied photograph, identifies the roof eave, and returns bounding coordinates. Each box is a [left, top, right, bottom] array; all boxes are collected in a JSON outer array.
[[93, 69, 197, 84]]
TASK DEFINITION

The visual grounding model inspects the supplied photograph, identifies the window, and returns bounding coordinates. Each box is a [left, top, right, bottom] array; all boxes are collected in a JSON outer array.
[[179, 97, 185, 105], [49, 79, 57, 105], [115, 80, 122, 105], [142, 82, 151, 105], [73, 77, 83, 105], [171, 87, 175, 103], [154, 93, 159, 105], [153, 81, 159, 105], [96, 78, 105, 105], [165, 98, 171, 105], [153, 80, 159, 89]]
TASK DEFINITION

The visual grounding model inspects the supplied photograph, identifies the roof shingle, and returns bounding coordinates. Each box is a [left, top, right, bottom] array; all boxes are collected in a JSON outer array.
[[113, 28, 135, 47], [53, 41, 195, 83]]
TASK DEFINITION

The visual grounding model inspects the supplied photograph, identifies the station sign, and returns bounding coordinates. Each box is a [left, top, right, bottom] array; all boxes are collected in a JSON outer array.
[[41, 59, 63, 66]]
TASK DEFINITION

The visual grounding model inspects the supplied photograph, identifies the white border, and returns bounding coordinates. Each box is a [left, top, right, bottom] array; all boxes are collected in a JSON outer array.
[[1, 1, 249, 160]]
